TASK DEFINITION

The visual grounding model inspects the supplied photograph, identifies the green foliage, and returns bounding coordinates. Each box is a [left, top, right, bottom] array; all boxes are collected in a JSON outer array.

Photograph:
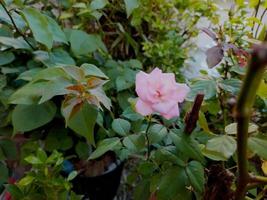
[[187, 79, 217, 101], [248, 135, 267, 160], [112, 118, 131, 136], [67, 102, 98, 145], [89, 137, 121, 159], [203, 135, 237, 161], [12, 102, 56, 132], [0, 162, 9, 186], [6, 148, 81, 200], [67, 29, 107, 56], [0, 139, 17, 160]]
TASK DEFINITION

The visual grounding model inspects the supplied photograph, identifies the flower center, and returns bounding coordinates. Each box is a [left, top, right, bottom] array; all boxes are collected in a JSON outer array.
[[156, 90, 162, 98]]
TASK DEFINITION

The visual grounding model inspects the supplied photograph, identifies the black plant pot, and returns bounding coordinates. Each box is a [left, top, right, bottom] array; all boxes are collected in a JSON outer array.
[[72, 161, 124, 200]]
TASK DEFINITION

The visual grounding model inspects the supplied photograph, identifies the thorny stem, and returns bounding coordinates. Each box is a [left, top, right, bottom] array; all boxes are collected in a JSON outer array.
[[145, 116, 152, 160], [235, 45, 267, 200], [0, 1, 35, 50], [184, 93, 204, 134]]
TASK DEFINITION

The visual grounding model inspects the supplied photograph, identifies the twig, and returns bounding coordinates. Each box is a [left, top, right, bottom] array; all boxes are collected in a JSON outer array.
[[234, 45, 267, 200], [184, 93, 204, 134], [145, 116, 152, 160], [249, 175, 267, 184], [255, 8, 267, 39], [0, 2, 35, 50], [252, 0, 261, 34]]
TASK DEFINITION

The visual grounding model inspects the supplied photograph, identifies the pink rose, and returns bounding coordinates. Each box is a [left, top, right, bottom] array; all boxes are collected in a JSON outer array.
[[135, 68, 190, 119]]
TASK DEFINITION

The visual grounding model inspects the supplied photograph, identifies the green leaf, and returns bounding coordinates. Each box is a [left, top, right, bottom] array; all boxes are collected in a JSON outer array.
[[225, 123, 258, 135], [0, 6, 26, 30], [114, 68, 136, 92], [90, 0, 109, 10], [124, 0, 139, 17], [230, 66, 246, 75], [24, 155, 43, 164], [61, 65, 85, 81], [36, 148, 47, 162], [198, 112, 211, 133], [257, 80, 267, 99], [201, 145, 228, 161], [0, 36, 32, 50], [153, 148, 186, 167], [81, 63, 108, 79], [9, 82, 44, 104], [0, 162, 8, 185], [12, 101, 56, 132], [89, 137, 121, 159], [187, 80, 217, 101], [122, 106, 143, 121], [18, 176, 35, 186], [133, 179, 150, 200], [0, 139, 17, 159], [148, 124, 168, 144], [22, 7, 53, 49], [112, 118, 131, 136], [186, 161, 205, 194], [17, 68, 43, 81], [32, 67, 68, 81], [0, 51, 15, 65], [206, 135, 237, 159], [67, 171, 78, 181], [157, 166, 191, 200], [170, 131, 205, 164], [34, 49, 75, 67], [122, 133, 145, 152], [249, 0, 260, 7], [0, 148, 5, 160], [235, 0, 244, 6], [67, 29, 107, 56], [248, 136, 267, 159], [75, 142, 90, 159], [117, 92, 132, 110], [218, 78, 242, 95], [0, 74, 6, 91], [68, 102, 98, 145], [38, 78, 71, 104], [45, 15, 68, 44]]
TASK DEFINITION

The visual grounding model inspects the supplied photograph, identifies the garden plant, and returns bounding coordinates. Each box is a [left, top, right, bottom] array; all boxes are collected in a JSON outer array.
[[0, 0, 267, 200]]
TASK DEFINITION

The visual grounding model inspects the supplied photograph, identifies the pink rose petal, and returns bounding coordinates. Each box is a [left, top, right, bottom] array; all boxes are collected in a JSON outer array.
[[136, 99, 153, 116], [162, 104, 180, 119]]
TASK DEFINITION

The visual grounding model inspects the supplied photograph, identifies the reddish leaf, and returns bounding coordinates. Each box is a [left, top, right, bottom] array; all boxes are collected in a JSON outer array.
[[206, 45, 224, 68], [61, 96, 83, 125], [86, 77, 106, 88], [66, 84, 85, 93]]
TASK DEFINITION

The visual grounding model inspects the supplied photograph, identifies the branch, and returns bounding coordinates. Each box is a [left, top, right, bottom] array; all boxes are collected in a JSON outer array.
[[0, 2, 35, 50], [249, 175, 267, 184], [255, 8, 267, 39], [184, 93, 204, 134], [234, 45, 267, 200]]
